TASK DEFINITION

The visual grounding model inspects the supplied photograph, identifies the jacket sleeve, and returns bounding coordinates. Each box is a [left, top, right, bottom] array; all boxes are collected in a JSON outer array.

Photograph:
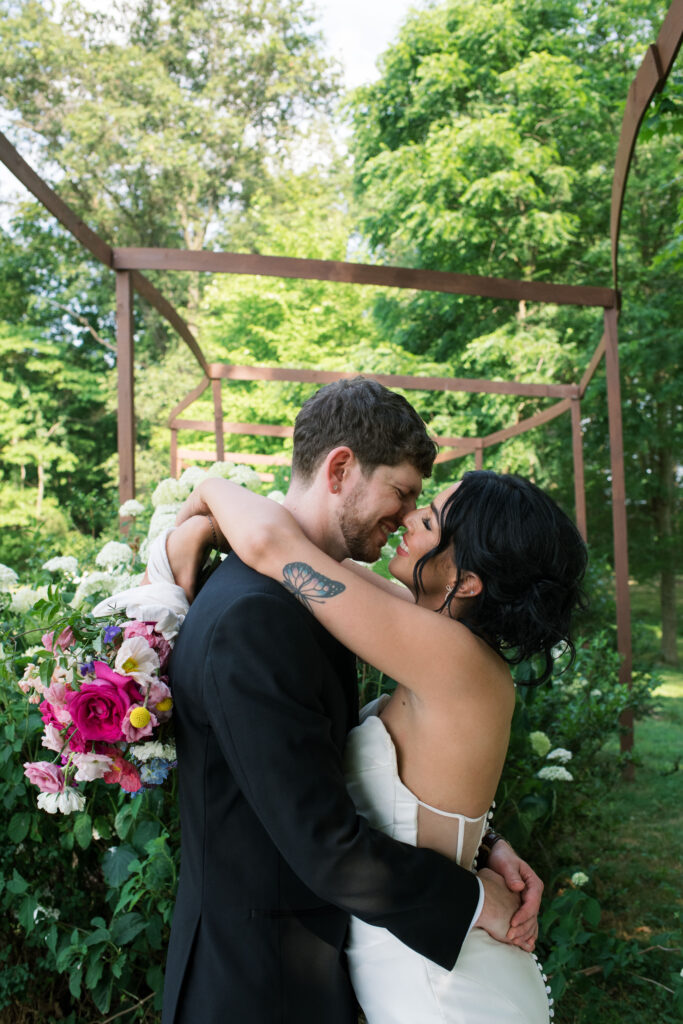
[[204, 588, 481, 970]]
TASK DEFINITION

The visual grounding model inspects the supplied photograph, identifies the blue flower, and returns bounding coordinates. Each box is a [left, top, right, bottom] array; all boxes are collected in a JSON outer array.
[[103, 625, 122, 644], [79, 661, 95, 676], [139, 758, 172, 786]]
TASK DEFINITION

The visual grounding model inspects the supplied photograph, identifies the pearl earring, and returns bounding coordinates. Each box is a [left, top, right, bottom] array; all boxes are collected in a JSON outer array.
[[332, 484, 338, 492]]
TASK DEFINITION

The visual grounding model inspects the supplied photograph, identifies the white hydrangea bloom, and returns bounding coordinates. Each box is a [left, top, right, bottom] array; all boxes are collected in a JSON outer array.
[[119, 499, 145, 518], [590, 688, 602, 698], [10, 586, 48, 614], [129, 739, 177, 762], [96, 541, 133, 570], [230, 464, 262, 491], [206, 461, 237, 480], [147, 504, 180, 543], [42, 555, 79, 576], [71, 571, 119, 607], [546, 748, 573, 764], [179, 466, 208, 490], [571, 871, 589, 888], [267, 490, 286, 504], [529, 731, 551, 758], [152, 477, 185, 507], [380, 543, 395, 560], [0, 564, 19, 590], [537, 765, 574, 782]]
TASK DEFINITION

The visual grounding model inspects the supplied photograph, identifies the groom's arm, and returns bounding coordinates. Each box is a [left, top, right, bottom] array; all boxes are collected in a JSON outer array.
[[206, 589, 495, 970]]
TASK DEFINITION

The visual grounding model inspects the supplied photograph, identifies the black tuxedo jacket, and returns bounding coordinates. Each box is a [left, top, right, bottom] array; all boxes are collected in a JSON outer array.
[[161, 555, 480, 1024]]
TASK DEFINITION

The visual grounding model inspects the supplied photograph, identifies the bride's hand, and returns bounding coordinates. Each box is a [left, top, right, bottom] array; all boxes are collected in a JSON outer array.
[[474, 868, 522, 944]]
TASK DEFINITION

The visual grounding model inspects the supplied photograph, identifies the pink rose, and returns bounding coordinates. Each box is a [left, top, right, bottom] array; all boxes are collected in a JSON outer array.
[[124, 621, 172, 673], [40, 699, 72, 730], [66, 665, 140, 743], [24, 761, 65, 793]]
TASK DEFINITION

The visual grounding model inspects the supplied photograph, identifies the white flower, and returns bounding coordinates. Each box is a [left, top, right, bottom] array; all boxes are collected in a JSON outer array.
[[147, 504, 180, 543], [179, 466, 208, 490], [41, 724, 65, 753], [206, 461, 237, 480], [537, 765, 574, 782], [37, 789, 86, 815], [10, 586, 48, 614], [115, 636, 159, 683], [571, 871, 589, 888], [529, 731, 551, 757], [267, 490, 286, 504], [380, 543, 395, 559], [590, 688, 602, 698], [71, 571, 119, 607], [551, 641, 568, 659], [228, 464, 262, 491], [96, 541, 133, 570], [0, 563, 19, 590], [152, 477, 185, 507], [71, 752, 113, 782], [42, 556, 79, 576], [546, 748, 573, 764], [129, 740, 176, 762], [119, 499, 145, 518]]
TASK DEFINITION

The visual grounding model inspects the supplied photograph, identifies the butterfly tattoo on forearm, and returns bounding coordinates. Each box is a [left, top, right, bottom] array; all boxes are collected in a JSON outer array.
[[281, 562, 345, 611]]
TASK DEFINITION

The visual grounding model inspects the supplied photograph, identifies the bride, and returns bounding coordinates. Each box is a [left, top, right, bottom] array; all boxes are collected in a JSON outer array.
[[141, 467, 585, 1023]]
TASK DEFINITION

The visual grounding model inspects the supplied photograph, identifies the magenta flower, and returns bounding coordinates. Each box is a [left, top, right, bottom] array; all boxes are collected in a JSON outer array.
[[24, 761, 65, 793], [66, 665, 140, 743]]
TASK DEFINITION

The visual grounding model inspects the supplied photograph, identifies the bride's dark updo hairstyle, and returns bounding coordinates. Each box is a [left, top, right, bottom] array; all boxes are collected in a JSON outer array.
[[413, 471, 587, 685]]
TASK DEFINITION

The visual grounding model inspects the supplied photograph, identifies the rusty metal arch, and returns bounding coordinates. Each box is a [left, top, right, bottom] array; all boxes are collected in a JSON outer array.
[[1, 0, 681, 769]]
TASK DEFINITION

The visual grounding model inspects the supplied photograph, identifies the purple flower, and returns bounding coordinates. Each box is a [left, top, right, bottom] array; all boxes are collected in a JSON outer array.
[[79, 661, 95, 676], [104, 625, 121, 644]]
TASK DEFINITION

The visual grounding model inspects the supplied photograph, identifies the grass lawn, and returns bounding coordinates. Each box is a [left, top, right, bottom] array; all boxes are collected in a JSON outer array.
[[553, 577, 682, 1023]]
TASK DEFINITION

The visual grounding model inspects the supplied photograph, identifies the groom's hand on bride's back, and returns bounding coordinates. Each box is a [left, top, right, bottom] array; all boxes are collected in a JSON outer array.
[[474, 868, 523, 944]]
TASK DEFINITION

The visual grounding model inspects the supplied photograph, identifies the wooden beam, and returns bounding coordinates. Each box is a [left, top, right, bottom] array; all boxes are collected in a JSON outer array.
[[174, 419, 295, 437], [116, 272, 135, 504], [167, 378, 211, 428], [113, 247, 617, 309], [481, 399, 572, 448], [0, 130, 113, 268], [610, 0, 683, 288], [579, 334, 607, 397], [604, 308, 634, 775], [130, 271, 210, 376], [571, 397, 587, 542], [177, 448, 291, 467], [212, 379, 224, 462], [207, 363, 578, 399]]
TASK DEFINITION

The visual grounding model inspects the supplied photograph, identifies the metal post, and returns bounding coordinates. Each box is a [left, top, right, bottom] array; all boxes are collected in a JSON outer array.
[[604, 307, 634, 777], [571, 397, 587, 541], [116, 271, 135, 506]]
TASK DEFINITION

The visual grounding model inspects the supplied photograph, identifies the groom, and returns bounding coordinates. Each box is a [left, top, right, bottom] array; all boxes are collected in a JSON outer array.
[[162, 378, 540, 1024]]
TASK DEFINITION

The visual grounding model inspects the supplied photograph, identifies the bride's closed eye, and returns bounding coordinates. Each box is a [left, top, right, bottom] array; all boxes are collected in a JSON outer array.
[[421, 515, 432, 530]]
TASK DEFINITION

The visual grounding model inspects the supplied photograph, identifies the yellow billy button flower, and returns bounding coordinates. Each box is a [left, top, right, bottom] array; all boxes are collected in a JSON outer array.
[[156, 697, 173, 713], [129, 706, 152, 729]]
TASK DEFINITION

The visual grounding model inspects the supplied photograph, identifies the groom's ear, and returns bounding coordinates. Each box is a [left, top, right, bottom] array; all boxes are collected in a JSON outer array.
[[324, 447, 356, 495]]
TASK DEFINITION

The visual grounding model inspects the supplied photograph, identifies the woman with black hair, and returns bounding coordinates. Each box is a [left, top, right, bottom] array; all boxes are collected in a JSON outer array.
[[161, 470, 586, 1023]]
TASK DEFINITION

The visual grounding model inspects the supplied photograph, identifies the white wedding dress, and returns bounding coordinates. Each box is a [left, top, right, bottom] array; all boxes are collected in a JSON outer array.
[[344, 696, 552, 1023], [96, 534, 552, 1022]]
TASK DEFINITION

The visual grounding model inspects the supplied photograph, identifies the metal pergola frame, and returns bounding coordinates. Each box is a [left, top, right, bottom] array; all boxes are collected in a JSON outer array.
[[1, 0, 681, 769]]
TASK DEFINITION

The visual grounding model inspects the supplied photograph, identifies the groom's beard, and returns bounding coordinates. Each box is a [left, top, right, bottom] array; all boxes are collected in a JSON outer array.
[[339, 492, 385, 564]]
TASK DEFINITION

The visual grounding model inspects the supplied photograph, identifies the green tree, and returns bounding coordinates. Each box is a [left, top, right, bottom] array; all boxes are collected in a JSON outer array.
[[348, 0, 680, 661]]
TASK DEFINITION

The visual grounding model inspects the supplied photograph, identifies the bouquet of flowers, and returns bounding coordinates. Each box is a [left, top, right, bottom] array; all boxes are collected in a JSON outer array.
[[21, 614, 176, 814]]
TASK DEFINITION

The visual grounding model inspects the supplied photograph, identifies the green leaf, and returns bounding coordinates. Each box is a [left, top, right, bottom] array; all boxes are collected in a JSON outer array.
[[73, 811, 92, 850], [102, 844, 138, 887], [7, 868, 28, 894], [92, 975, 113, 1014], [114, 803, 137, 841], [85, 954, 104, 991], [17, 893, 38, 934], [68, 965, 82, 1001], [8, 811, 31, 844], [111, 911, 147, 946], [583, 896, 602, 928]]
